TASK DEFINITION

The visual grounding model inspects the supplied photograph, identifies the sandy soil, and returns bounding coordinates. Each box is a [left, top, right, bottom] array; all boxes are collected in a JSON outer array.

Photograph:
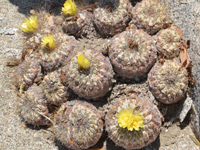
[[0, 0, 199, 150]]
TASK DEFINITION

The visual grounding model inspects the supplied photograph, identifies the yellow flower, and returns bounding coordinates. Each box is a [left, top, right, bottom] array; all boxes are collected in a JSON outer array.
[[41, 34, 56, 50], [77, 53, 90, 69], [116, 108, 144, 131], [62, 0, 77, 16], [129, 111, 144, 131], [21, 16, 38, 33]]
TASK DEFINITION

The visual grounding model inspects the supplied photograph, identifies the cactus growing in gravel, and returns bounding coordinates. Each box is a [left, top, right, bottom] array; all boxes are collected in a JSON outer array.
[[105, 93, 162, 149], [93, 0, 132, 36], [42, 70, 73, 106], [65, 49, 115, 100], [130, 0, 172, 35], [108, 29, 157, 81], [19, 84, 51, 126], [154, 25, 187, 59], [54, 100, 103, 150], [148, 60, 188, 104]]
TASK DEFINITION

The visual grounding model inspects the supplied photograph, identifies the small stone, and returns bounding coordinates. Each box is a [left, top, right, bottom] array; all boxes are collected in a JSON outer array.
[[0, 27, 18, 35], [178, 94, 193, 122], [0, 13, 5, 21], [1, 8, 7, 13]]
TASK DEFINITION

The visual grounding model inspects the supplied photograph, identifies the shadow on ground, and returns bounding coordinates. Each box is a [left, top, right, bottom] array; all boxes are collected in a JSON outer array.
[[8, 0, 64, 15], [9, 0, 143, 16]]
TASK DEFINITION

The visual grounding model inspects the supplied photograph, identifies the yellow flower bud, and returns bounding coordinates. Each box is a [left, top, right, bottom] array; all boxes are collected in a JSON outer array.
[[77, 53, 90, 69], [62, 0, 77, 16], [21, 16, 38, 33], [41, 34, 56, 50]]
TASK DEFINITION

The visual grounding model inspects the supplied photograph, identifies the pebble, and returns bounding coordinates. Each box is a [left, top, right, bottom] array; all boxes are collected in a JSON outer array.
[[1, 8, 7, 13], [2, 48, 21, 57], [0, 13, 5, 21], [0, 27, 18, 35], [4, 89, 11, 93]]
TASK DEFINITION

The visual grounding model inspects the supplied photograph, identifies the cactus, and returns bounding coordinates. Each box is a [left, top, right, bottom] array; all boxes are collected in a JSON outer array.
[[154, 25, 187, 59], [19, 84, 51, 126], [13, 56, 42, 89], [22, 11, 56, 50], [38, 32, 78, 72], [105, 93, 162, 149], [65, 49, 115, 100], [54, 100, 103, 150], [42, 69, 73, 106], [62, 10, 97, 38], [108, 29, 157, 81], [93, 0, 132, 36], [130, 0, 172, 35], [148, 60, 188, 104]]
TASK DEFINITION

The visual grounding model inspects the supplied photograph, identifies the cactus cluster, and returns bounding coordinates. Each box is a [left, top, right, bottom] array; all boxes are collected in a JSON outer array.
[[13, 0, 191, 149]]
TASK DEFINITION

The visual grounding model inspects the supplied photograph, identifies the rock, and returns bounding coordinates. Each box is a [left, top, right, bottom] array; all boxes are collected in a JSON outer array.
[[0, 27, 18, 35]]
